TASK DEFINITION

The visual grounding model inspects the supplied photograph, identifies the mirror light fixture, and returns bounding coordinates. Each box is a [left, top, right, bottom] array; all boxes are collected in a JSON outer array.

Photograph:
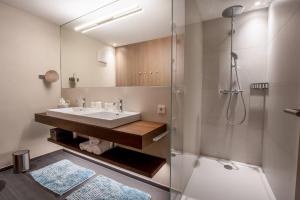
[[93, 0, 120, 11], [75, 5, 143, 33], [254, 1, 261, 6]]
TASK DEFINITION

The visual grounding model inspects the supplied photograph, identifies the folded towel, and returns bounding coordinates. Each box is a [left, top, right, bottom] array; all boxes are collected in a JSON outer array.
[[79, 141, 90, 151], [89, 137, 101, 145], [91, 141, 112, 155], [85, 144, 93, 153], [80, 140, 112, 155]]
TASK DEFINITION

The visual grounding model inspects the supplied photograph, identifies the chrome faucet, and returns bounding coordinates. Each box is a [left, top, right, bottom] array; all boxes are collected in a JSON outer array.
[[82, 98, 86, 108], [118, 99, 123, 112]]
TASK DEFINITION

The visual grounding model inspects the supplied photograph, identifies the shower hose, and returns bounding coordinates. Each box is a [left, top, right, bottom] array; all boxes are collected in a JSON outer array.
[[226, 64, 247, 125]]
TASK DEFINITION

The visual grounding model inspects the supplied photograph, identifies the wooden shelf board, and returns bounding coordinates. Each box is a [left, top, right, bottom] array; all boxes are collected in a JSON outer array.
[[48, 137, 166, 178]]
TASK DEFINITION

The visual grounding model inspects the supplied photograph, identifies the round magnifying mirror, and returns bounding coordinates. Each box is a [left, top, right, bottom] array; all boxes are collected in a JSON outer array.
[[39, 70, 59, 83]]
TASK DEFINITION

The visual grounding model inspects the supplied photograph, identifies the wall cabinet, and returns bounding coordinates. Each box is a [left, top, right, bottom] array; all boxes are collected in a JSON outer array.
[[116, 37, 171, 87]]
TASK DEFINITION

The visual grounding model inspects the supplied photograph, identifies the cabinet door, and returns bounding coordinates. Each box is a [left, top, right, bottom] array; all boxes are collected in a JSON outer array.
[[116, 37, 171, 87]]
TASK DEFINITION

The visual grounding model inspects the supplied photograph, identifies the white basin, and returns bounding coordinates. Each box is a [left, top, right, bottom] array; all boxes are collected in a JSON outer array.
[[47, 107, 141, 128]]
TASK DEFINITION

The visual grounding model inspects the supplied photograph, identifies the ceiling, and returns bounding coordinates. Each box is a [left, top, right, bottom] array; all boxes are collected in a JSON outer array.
[[0, 0, 270, 46], [0, 0, 120, 25], [195, 0, 271, 21]]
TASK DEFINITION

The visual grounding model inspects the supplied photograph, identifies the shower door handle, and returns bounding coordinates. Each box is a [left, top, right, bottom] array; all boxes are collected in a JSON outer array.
[[284, 109, 300, 117]]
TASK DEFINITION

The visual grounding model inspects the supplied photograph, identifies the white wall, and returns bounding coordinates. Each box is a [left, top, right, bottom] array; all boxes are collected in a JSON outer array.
[[263, 1, 300, 199], [200, 9, 269, 165], [61, 28, 116, 88], [0, 2, 61, 168]]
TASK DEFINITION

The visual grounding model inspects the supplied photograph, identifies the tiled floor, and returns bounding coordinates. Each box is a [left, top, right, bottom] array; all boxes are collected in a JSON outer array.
[[181, 156, 276, 200], [0, 150, 169, 200]]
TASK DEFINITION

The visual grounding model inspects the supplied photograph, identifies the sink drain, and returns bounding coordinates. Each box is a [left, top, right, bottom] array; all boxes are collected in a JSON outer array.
[[224, 165, 234, 170]]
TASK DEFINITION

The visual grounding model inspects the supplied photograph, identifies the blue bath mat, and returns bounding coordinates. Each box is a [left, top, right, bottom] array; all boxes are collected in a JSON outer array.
[[30, 159, 95, 196], [66, 175, 151, 200]]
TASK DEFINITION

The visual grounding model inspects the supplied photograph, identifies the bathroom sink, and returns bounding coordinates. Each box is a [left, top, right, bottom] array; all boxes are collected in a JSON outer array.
[[46, 107, 141, 128]]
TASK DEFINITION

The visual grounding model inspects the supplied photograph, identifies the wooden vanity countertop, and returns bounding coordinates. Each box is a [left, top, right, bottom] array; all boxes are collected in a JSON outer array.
[[113, 121, 164, 135], [35, 113, 167, 149]]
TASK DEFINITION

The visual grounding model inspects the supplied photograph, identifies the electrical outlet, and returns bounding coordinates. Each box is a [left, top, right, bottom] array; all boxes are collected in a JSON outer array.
[[157, 104, 166, 114]]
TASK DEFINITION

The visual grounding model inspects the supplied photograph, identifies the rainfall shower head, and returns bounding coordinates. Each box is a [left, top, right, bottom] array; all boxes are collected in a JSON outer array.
[[222, 5, 244, 18]]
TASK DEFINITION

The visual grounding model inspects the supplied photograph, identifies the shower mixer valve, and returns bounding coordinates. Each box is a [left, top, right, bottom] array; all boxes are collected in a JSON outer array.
[[220, 89, 244, 95]]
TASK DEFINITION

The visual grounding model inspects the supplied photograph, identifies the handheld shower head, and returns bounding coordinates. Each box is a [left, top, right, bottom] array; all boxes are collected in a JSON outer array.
[[231, 52, 238, 60], [231, 52, 238, 68]]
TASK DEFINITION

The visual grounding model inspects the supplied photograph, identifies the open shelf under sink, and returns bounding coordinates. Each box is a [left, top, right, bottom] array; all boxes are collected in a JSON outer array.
[[48, 137, 166, 178]]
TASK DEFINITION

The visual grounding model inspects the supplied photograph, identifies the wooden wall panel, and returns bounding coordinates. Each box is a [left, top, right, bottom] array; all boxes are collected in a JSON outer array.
[[116, 37, 171, 87]]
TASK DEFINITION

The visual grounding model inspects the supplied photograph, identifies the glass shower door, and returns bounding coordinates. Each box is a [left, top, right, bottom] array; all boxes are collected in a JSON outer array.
[[171, 0, 203, 199]]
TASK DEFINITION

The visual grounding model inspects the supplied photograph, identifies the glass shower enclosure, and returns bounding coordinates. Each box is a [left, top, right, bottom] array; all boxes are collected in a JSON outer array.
[[170, 0, 300, 200]]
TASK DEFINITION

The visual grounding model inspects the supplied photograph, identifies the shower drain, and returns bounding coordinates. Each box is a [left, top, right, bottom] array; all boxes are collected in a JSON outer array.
[[218, 159, 240, 170]]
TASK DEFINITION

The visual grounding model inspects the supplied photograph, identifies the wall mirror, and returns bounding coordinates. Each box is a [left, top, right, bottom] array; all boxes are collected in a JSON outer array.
[[61, 0, 173, 88]]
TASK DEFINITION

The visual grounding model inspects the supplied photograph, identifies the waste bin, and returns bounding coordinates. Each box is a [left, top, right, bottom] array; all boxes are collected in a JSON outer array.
[[12, 150, 30, 173]]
